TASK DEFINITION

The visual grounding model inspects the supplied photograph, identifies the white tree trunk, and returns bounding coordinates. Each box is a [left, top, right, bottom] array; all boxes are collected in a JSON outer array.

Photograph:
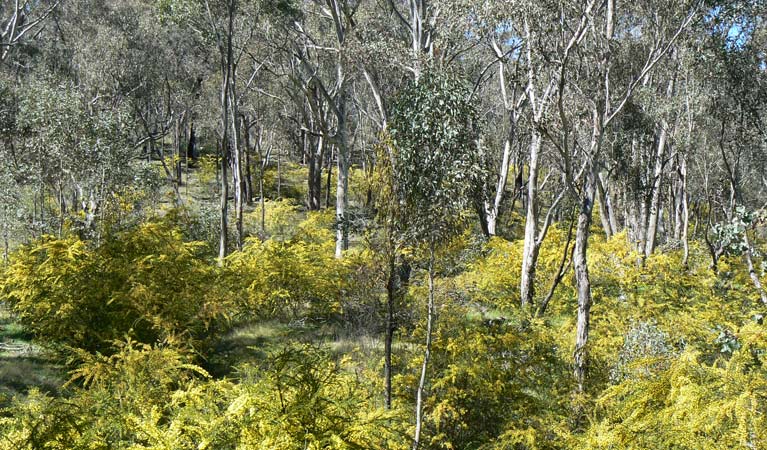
[[520, 130, 542, 307]]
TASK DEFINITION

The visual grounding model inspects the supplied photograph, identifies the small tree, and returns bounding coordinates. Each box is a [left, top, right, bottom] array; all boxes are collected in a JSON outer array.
[[387, 69, 485, 450]]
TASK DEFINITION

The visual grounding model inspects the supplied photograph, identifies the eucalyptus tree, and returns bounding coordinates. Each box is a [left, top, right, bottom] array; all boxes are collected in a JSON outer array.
[[388, 70, 485, 450], [283, 0, 359, 257], [77, 1, 204, 208], [692, 12, 767, 301], [565, 0, 701, 391], [3, 78, 134, 239], [159, 0, 294, 258], [478, 34, 528, 238], [516, 0, 702, 390], [0, 0, 62, 64]]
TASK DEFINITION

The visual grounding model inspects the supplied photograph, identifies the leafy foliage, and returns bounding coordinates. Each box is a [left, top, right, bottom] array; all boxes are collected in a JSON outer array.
[[0, 341, 406, 450], [0, 222, 227, 355], [388, 70, 486, 244], [580, 324, 767, 449]]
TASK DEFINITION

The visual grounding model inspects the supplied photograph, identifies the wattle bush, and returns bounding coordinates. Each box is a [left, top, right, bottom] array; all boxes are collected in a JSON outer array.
[[0, 221, 229, 355]]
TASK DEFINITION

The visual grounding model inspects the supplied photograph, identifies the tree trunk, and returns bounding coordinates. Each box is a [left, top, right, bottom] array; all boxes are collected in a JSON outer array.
[[219, 137, 229, 263], [277, 143, 282, 198], [58, 181, 65, 238], [217, 4, 235, 264], [413, 243, 436, 450], [260, 165, 265, 236], [335, 90, 350, 259], [573, 169, 597, 393], [485, 117, 516, 236], [680, 158, 690, 268], [229, 91, 244, 251], [644, 123, 668, 259], [520, 130, 542, 308], [244, 121, 254, 206], [308, 134, 324, 211], [744, 233, 767, 305], [384, 258, 396, 409], [595, 173, 615, 238], [187, 122, 197, 161], [326, 145, 334, 209], [2, 229, 7, 266]]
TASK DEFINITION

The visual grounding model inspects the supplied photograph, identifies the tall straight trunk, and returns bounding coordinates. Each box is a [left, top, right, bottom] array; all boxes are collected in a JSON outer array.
[[174, 117, 182, 184], [645, 74, 676, 258], [638, 192, 651, 253], [308, 134, 324, 210], [260, 166, 265, 236], [484, 48, 521, 237], [644, 123, 668, 258], [187, 122, 197, 160], [607, 181, 619, 234], [573, 168, 597, 393], [520, 130, 542, 307], [413, 243, 435, 450], [680, 158, 690, 268], [2, 216, 8, 266], [335, 90, 350, 259], [58, 181, 65, 238], [259, 131, 266, 236], [218, 5, 235, 264], [673, 176, 683, 241], [229, 91, 244, 251], [326, 145, 334, 209], [219, 137, 229, 262], [244, 121, 254, 206], [277, 145, 282, 198]]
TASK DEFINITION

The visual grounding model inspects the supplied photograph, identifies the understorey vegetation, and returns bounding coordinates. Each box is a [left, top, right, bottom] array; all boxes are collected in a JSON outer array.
[[2, 0, 767, 448]]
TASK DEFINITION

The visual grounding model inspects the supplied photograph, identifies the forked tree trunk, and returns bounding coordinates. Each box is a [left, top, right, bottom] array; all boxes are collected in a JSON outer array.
[[596, 173, 615, 238]]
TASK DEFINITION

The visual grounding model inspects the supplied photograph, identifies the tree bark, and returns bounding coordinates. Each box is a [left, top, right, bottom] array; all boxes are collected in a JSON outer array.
[[573, 168, 597, 393], [596, 172, 615, 238], [228, 84, 244, 250], [413, 243, 435, 450], [744, 233, 767, 305], [217, 2, 235, 264], [244, 120, 254, 206], [485, 124, 514, 236], [680, 158, 690, 268], [644, 123, 668, 259], [520, 130, 542, 307], [335, 90, 350, 258], [308, 134, 324, 210]]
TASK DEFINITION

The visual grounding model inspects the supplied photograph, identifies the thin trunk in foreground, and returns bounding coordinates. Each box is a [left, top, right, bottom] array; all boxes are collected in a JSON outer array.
[[413, 243, 435, 450]]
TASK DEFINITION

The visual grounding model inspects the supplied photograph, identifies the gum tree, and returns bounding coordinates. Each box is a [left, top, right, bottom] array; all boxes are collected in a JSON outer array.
[[388, 69, 485, 450]]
